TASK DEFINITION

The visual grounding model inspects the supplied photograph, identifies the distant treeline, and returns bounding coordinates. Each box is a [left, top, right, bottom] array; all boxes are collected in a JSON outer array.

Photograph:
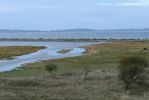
[[0, 38, 148, 42]]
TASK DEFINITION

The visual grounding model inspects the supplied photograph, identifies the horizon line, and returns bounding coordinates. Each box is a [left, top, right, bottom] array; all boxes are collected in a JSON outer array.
[[0, 28, 149, 32]]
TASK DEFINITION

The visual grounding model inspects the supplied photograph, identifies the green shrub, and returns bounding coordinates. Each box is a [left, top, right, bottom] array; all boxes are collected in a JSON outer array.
[[45, 63, 57, 73], [118, 56, 148, 89], [143, 48, 148, 50]]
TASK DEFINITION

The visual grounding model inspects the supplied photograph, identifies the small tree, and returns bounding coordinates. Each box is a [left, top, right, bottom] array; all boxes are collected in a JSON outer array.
[[118, 56, 148, 89], [45, 63, 57, 73]]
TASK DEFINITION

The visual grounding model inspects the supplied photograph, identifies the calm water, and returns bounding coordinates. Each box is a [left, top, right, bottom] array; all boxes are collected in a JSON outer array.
[[0, 31, 149, 39], [0, 42, 98, 72]]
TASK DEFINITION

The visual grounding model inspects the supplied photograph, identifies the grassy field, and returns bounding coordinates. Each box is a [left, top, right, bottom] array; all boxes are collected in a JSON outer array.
[[0, 46, 45, 59], [0, 42, 149, 100]]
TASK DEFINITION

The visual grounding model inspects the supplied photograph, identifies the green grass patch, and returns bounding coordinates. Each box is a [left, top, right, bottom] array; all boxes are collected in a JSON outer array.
[[0, 46, 45, 59], [57, 49, 72, 54]]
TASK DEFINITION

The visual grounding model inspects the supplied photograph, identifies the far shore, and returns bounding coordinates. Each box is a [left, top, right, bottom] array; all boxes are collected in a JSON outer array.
[[0, 38, 148, 42]]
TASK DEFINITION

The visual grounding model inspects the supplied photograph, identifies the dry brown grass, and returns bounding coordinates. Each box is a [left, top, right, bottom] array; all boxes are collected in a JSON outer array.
[[0, 69, 149, 100]]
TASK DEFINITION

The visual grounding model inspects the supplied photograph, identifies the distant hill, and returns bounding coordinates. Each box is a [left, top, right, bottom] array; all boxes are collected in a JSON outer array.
[[114, 28, 149, 31], [50, 28, 98, 32], [50, 28, 149, 32], [0, 29, 46, 33], [0, 28, 149, 33]]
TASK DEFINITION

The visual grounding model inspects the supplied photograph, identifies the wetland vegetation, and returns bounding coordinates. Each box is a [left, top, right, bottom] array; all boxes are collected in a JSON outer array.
[[0, 46, 45, 59], [0, 42, 148, 100], [57, 49, 72, 54]]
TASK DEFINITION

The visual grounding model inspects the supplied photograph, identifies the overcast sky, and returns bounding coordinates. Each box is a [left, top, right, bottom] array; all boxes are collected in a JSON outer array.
[[0, 0, 149, 30]]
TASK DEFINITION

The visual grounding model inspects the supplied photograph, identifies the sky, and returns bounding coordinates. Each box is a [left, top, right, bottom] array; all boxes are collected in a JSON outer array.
[[0, 0, 149, 30]]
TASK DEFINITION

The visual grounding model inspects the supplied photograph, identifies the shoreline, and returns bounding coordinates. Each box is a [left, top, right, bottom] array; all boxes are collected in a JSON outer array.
[[0, 47, 86, 72], [0, 41, 148, 73], [0, 38, 148, 42], [0, 41, 148, 75]]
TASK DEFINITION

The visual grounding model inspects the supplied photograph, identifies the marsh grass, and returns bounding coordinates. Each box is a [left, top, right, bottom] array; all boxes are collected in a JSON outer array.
[[57, 49, 72, 54], [0, 70, 149, 100], [0, 42, 149, 100], [0, 46, 45, 59]]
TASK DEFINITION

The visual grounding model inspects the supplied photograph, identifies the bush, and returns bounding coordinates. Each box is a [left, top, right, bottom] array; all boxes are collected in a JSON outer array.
[[143, 48, 148, 50], [118, 56, 148, 89], [45, 63, 57, 73]]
